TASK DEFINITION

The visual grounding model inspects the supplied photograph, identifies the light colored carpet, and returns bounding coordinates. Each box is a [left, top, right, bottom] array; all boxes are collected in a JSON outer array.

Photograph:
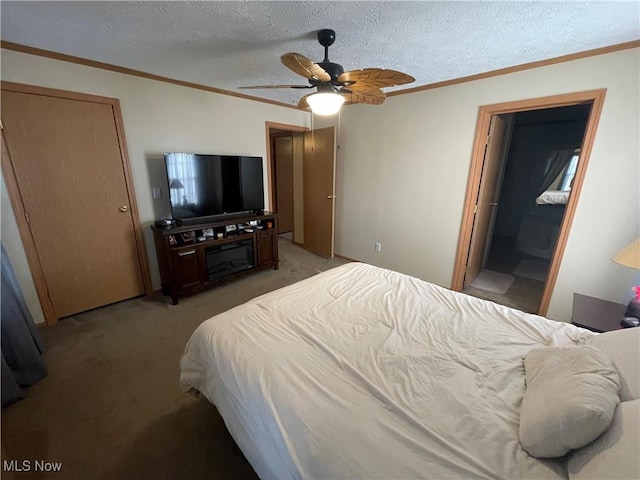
[[470, 269, 515, 294], [1, 239, 347, 480], [514, 259, 549, 282]]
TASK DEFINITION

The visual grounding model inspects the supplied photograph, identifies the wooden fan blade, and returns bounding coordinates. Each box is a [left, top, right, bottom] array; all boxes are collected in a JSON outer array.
[[338, 68, 415, 89], [238, 85, 313, 89], [341, 88, 386, 106], [281, 53, 331, 82]]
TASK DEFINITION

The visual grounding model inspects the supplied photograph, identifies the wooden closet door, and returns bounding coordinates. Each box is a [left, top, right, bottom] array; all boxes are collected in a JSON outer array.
[[303, 127, 336, 258], [2, 90, 145, 318], [274, 136, 294, 233]]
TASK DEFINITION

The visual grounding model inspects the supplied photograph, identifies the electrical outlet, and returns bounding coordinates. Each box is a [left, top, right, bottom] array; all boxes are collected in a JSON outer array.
[[374, 242, 382, 252], [152, 187, 162, 199]]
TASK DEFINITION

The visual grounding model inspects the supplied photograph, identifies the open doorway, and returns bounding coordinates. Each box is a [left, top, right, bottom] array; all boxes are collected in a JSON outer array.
[[452, 90, 606, 316], [469, 105, 590, 312], [265, 122, 307, 247], [265, 122, 338, 259]]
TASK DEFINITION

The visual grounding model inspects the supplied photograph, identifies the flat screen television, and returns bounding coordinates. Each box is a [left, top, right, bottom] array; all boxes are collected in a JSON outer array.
[[164, 153, 264, 224]]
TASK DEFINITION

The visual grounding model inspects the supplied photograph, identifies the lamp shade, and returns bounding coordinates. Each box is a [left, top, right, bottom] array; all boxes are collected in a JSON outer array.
[[169, 179, 184, 189], [612, 238, 640, 269], [307, 92, 345, 116]]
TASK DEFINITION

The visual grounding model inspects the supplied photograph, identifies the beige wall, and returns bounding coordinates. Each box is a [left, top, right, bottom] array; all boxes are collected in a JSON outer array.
[[335, 48, 639, 322], [3, 48, 638, 325], [1, 49, 309, 323]]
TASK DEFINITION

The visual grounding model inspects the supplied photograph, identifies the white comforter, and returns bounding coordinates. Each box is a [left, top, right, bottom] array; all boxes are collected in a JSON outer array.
[[180, 263, 593, 479]]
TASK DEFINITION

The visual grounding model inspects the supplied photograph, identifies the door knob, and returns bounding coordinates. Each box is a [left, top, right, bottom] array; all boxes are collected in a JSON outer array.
[[489, 202, 498, 206], [119, 205, 129, 212], [327, 195, 336, 199]]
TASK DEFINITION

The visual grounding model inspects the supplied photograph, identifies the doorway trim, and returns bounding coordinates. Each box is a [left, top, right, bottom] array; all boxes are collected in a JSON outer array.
[[451, 89, 607, 316], [264, 122, 308, 212], [1, 81, 153, 325]]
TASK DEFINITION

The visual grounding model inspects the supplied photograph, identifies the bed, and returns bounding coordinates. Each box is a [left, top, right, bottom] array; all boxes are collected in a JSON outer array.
[[517, 197, 567, 258], [516, 189, 569, 258], [180, 262, 639, 480], [535, 190, 570, 206]]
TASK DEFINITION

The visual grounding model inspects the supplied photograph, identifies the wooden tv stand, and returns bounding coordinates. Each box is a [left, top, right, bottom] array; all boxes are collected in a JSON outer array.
[[152, 212, 278, 305]]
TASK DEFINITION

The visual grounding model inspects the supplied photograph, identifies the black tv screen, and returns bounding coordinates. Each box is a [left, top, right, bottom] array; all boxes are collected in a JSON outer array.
[[164, 153, 264, 222]]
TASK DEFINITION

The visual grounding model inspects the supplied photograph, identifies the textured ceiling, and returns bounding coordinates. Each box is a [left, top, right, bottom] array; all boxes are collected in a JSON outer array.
[[1, 1, 638, 108]]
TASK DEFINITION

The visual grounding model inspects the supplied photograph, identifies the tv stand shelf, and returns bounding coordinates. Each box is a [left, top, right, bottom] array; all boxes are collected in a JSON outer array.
[[152, 212, 278, 304]]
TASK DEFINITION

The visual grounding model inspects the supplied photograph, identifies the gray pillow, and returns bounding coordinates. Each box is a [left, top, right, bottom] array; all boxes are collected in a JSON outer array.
[[568, 400, 640, 480], [586, 329, 640, 401], [519, 345, 621, 458]]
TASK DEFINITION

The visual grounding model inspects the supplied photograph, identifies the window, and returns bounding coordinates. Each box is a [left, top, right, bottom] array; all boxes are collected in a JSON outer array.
[[166, 153, 199, 206], [559, 154, 579, 191]]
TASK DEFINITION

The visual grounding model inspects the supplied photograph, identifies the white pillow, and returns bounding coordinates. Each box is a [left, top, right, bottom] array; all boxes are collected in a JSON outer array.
[[568, 400, 640, 480], [586, 328, 640, 401], [519, 345, 621, 458]]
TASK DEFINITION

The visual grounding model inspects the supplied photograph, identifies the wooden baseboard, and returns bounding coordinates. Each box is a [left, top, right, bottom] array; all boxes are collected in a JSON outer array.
[[334, 253, 360, 263]]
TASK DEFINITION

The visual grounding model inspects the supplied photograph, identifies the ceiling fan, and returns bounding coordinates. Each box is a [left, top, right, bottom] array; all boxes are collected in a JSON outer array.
[[239, 29, 415, 115]]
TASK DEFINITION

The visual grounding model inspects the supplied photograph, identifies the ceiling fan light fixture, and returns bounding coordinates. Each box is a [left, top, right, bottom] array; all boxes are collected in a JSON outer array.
[[239, 29, 414, 110], [307, 92, 345, 116]]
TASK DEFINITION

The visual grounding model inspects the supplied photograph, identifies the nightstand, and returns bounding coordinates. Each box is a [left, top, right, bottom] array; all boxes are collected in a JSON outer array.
[[571, 293, 626, 333]]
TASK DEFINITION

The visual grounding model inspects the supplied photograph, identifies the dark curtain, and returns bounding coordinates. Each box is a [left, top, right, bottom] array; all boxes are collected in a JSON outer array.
[[536, 148, 575, 196], [1, 244, 47, 407]]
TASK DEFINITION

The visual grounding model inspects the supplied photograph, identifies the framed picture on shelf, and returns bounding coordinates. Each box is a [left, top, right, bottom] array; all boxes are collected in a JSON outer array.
[[180, 231, 195, 243], [168, 235, 177, 246], [202, 227, 214, 237]]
